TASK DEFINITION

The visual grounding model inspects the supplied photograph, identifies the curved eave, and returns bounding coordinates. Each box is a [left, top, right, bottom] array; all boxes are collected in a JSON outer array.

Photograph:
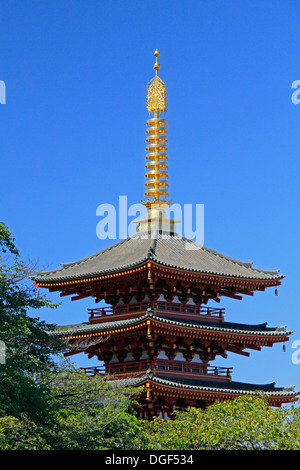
[[30, 232, 284, 287], [146, 376, 299, 400], [150, 254, 283, 281], [51, 311, 292, 343], [31, 261, 149, 286], [110, 372, 299, 402], [149, 260, 284, 285], [31, 258, 284, 290]]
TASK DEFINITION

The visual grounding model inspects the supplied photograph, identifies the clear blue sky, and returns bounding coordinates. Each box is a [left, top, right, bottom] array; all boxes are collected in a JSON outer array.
[[1, 0, 300, 393]]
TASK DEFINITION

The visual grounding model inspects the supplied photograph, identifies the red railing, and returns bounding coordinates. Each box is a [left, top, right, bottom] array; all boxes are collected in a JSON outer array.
[[88, 300, 225, 323], [81, 360, 232, 381], [154, 360, 232, 378]]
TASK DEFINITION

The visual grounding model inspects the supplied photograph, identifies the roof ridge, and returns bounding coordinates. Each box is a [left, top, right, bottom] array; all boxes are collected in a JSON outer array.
[[150, 312, 292, 335], [36, 232, 149, 274], [109, 374, 298, 396], [60, 236, 137, 269], [53, 309, 292, 337], [153, 376, 299, 394], [158, 232, 256, 268], [162, 233, 281, 275]]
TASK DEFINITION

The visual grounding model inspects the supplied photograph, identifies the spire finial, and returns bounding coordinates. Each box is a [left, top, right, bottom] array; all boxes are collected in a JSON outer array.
[[143, 51, 169, 208], [154, 49, 160, 74], [146, 51, 166, 113]]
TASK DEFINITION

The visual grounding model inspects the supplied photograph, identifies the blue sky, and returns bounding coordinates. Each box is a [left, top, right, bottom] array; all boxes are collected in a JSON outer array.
[[1, 0, 300, 394]]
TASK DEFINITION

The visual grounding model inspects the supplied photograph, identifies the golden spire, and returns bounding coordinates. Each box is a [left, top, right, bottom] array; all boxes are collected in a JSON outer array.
[[144, 50, 169, 208], [136, 50, 177, 235]]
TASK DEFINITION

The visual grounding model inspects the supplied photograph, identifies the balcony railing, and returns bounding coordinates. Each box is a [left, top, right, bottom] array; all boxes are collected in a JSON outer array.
[[81, 360, 232, 382], [88, 300, 225, 323], [154, 360, 232, 379]]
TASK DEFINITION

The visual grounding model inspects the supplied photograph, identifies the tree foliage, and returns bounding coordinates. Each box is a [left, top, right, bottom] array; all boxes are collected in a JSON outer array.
[[0, 222, 64, 447], [140, 395, 300, 450], [43, 361, 144, 450], [0, 222, 63, 423], [0, 359, 146, 449]]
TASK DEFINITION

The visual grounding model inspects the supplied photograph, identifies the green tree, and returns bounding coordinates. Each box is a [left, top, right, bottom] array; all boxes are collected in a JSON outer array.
[[140, 395, 300, 450], [0, 222, 62, 423], [0, 359, 146, 450], [43, 361, 145, 450]]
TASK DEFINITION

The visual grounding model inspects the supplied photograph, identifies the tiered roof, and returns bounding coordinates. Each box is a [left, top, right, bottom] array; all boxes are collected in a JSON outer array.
[[110, 370, 298, 405], [52, 309, 291, 342], [32, 231, 283, 283]]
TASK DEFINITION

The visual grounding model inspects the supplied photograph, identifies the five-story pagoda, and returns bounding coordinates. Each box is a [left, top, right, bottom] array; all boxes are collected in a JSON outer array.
[[32, 51, 298, 419]]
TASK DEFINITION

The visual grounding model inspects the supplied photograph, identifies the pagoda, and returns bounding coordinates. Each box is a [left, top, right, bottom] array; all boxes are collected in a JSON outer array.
[[32, 51, 298, 419]]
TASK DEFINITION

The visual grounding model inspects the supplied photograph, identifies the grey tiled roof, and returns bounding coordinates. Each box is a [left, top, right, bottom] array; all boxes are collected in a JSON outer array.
[[32, 231, 284, 282], [51, 309, 292, 338], [110, 371, 298, 397]]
